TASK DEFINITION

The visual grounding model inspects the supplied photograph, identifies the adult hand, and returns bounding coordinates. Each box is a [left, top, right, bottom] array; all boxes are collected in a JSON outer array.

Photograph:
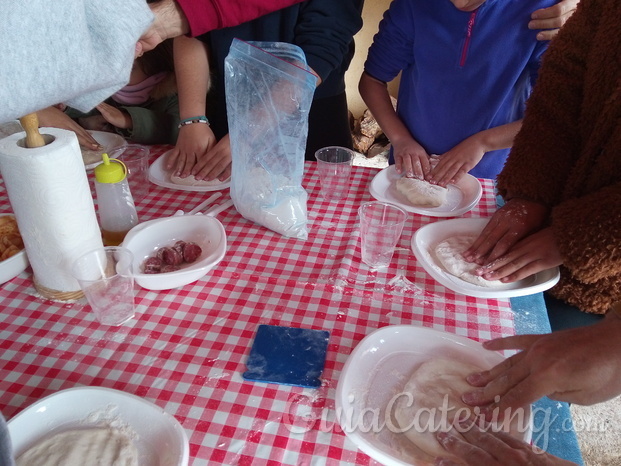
[[392, 137, 432, 180], [462, 198, 549, 265], [529, 0, 579, 41], [461, 311, 621, 419], [96, 103, 131, 129], [191, 135, 232, 182], [427, 135, 486, 187], [436, 425, 575, 465], [473, 227, 562, 283], [166, 123, 216, 177], [36, 106, 101, 150], [136, 0, 189, 57]]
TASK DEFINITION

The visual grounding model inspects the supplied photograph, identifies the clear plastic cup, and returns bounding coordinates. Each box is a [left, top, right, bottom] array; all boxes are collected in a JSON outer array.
[[315, 146, 355, 201], [110, 144, 150, 202], [71, 246, 135, 326], [358, 201, 408, 268]]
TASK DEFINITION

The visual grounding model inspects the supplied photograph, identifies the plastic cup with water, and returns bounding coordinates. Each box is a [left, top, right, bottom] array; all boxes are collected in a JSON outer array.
[[71, 246, 135, 326]]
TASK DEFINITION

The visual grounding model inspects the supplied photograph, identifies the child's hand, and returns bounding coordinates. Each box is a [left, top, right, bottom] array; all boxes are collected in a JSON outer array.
[[191, 135, 232, 182], [96, 103, 132, 129], [77, 115, 113, 133], [166, 123, 216, 177], [427, 136, 485, 187], [37, 106, 101, 150], [392, 138, 431, 179]]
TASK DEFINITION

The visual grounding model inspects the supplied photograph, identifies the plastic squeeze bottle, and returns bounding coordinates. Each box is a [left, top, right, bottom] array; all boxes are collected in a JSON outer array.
[[94, 153, 139, 246]]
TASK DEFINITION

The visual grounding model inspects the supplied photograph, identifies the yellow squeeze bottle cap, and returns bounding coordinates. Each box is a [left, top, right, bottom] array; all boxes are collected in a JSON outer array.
[[94, 153, 127, 184]]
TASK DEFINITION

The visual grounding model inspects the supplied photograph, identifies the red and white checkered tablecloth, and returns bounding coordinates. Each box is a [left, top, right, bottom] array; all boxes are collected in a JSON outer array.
[[0, 145, 516, 465]]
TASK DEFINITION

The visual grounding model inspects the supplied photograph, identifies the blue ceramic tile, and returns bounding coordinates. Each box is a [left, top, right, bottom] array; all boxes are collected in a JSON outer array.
[[243, 324, 330, 388]]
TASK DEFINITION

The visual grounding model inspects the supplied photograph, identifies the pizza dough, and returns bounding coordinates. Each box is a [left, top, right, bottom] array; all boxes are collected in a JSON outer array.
[[396, 177, 447, 208], [434, 235, 504, 287], [392, 358, 524, 463], [17, 427, 138, 466], [170, 173, 229, 187], [81, 147, 105, 166]]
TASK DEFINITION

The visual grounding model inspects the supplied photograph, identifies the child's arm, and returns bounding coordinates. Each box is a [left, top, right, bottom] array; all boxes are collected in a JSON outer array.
[[166, 35, 216, 177], [428, 121, 523, 187], [359, 72, 431, 179]]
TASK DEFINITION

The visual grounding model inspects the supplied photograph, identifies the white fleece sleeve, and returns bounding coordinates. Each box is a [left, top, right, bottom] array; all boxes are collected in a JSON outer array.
[[0, 0, 153, 123]]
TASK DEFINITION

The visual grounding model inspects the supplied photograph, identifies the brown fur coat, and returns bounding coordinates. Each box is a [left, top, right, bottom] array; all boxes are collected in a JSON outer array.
[[496, 0, 621, 313]]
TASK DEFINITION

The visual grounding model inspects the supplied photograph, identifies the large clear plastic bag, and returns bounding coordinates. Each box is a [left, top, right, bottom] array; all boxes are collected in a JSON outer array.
[[225, 40, 317, 239]]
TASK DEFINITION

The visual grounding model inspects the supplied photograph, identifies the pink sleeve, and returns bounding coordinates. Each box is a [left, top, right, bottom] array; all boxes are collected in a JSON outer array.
[[176, 0, 306, 37]]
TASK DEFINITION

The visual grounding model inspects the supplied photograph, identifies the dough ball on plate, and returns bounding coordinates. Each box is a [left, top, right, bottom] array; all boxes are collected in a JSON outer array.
[[435, 235, 504, 287], [391, 357, 527, 464], [17, 427, 138, 466], [170, 173, 227, 187], [396, 177, 447, 208], [81, 147, 104, 166]]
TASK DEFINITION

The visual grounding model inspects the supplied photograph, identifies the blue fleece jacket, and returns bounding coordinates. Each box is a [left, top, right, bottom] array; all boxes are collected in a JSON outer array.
[[364, 0, 554, 179]]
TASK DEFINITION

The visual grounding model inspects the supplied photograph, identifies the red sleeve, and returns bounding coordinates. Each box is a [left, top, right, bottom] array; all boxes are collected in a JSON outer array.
[[176, 0, 306, 37]]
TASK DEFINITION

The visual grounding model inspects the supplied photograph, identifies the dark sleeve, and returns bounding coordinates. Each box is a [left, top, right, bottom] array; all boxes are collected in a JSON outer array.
[[177, 0, 307, 37], [293, 0, 363, 84], [121, 94, 180, 145]]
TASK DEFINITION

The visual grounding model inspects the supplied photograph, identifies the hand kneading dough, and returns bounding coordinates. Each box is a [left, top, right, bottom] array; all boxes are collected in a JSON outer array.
[[170, 173, 229, 186], [17, 428, 138, 466], [396, 177, 447, 208], [392, 358, 525, 464], [434, 235, 504, 287]]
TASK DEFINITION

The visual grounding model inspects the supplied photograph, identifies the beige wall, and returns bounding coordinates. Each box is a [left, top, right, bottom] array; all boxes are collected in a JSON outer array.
[[345, 0, 400, 119]]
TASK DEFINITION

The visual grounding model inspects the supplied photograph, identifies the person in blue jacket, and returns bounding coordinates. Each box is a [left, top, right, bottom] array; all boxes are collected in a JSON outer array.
[[359, 0, 558, 185]]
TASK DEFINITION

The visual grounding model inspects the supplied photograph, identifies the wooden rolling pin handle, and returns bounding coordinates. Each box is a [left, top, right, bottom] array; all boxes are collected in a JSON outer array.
[[19, 113, 46, 148]]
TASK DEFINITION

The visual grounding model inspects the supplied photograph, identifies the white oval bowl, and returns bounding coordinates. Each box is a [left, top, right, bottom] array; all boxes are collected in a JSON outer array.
[[9, 386, 189, 466], [122, 215, 226, 290], [335, 325, 533, 466], [0, 213, 28, 285]]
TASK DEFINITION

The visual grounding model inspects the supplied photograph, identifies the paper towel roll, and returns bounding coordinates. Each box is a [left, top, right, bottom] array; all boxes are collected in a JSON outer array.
[[0, 127, 104, 299]]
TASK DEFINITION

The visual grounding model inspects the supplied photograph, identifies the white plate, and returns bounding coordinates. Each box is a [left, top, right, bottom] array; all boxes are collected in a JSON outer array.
[[335, 325, 532, 466], [411, 217, 560, 298], [8, 386, 189, 466], [84, 131, 127, 170], [369, 166, 482, 217], [0, 120, 23, 139], [0, 213, 28, 285], [148, 151, 231, 192]]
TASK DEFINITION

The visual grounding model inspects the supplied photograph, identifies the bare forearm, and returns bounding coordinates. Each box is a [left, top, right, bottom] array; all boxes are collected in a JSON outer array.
[[173, 36, 209, 119], [477, 120, 522, 152], [358, 72, 413, 146]]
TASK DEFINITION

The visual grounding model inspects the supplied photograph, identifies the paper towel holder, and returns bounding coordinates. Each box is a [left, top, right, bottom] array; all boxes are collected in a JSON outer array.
[[5, 120, 86, 301], [19, 113, 46, 148]]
